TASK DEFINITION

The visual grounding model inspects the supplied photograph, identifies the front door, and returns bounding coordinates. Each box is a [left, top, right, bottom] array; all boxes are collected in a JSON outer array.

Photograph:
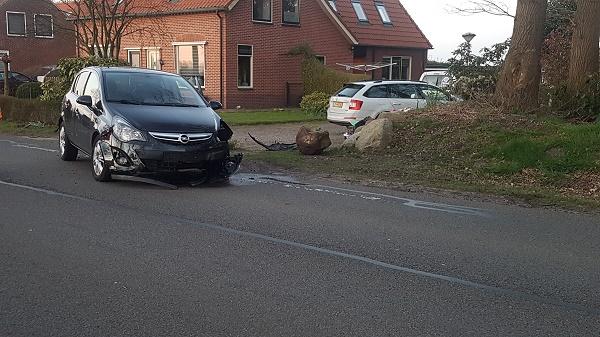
[[147, 50, 160, 70], [76, 72, 102, 154]]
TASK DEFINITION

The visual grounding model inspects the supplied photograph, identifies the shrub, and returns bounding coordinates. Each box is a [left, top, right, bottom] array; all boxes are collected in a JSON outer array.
[[41, 56, 127, 103], [547, 75, 600, 121], [0, 95, 60, 124], [300, 91, 330, 117], [302, 58, 367, 95], [15, 82, 43, 99]]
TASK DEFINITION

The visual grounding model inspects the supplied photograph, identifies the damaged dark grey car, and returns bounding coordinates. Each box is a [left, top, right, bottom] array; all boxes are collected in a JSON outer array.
[[58, 67, 242, 182]]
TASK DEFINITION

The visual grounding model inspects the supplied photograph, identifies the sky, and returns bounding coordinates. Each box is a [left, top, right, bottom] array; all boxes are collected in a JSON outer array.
[[400, 0, 518, 61]]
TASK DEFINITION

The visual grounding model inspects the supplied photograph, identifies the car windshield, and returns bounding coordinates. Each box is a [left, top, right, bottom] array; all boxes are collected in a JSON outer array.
[[336, 84, 365, 97], [422, 75, 449, 87], [103, 72, 206, 107]]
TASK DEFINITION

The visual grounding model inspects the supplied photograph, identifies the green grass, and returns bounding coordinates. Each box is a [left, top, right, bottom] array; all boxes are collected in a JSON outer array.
[[245, 113, 600, 210], [218, 109, 324, 126], [0, 121, 56, 137]]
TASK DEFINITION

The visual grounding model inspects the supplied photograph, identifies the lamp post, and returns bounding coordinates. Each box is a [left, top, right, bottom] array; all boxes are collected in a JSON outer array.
[[1, 54, 10, 96], [462, 32, 476, 44]]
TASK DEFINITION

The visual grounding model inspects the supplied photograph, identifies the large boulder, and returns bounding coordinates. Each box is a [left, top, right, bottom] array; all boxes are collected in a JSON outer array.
[[355, 118, 393, 152], [341, 132, 361, 150], [296, 126, 332, 155]]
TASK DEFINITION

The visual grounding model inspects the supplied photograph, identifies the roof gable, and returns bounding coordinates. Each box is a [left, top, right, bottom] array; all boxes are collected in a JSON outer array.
[[324, 0, 432, 49]]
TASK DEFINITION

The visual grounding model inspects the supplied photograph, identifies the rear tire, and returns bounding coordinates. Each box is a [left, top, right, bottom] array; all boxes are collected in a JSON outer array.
[[59, 123, 78, 161], [91, 137, 112, 182]]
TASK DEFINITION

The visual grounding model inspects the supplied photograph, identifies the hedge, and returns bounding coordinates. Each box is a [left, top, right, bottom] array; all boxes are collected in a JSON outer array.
[[16, 82, 43, 99], [0, 96, 59, 125]]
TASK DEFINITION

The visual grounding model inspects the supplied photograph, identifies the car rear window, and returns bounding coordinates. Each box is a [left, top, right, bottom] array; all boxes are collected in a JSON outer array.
[[335, 84, 365, 97]]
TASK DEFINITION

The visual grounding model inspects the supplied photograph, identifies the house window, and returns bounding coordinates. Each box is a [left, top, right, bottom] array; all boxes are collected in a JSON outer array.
[[382, 56, 411, 80], [375, 3, 391, 24], [34, 14, 53, 38], [328, 0, 337, 11], [147, 49, 160, 70], [175, 44, 205, 87], [238, 45, 253, 88], [315, 55, 326, 65], [282, 0, 299, 24], [253, 0, 272, 22], [6, 12, 26, 36], [127, 50, 141, 67], [351, 1, 368, 22]]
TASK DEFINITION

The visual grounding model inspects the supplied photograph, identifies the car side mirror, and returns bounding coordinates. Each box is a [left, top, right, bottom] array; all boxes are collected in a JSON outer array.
[[76, 95, 93, 107], [209, 101, 223, 110]]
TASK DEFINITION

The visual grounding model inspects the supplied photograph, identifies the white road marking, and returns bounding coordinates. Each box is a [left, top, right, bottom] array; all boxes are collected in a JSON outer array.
[[0, 139, 57, 153]]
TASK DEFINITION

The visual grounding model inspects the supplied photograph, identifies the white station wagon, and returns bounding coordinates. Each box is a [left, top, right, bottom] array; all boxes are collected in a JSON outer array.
[[327, 80, 453, 126]]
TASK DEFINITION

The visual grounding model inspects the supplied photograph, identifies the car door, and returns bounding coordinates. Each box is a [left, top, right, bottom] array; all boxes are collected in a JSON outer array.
[[75, 71, 101, 154], [388, 83, 424, 111], [416, 84, 451, 105], [361, 84, 393, 119], [70, 71, 91, 150]]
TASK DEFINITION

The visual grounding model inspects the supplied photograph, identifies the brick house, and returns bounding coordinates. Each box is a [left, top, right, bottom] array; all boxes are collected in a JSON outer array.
[[60, 0, 430, 108], [0, 0, 75, 77]]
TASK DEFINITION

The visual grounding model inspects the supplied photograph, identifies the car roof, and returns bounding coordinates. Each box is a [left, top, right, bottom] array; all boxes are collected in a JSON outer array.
[[350, 80, 425, 86], [84, 66, 178, 77]]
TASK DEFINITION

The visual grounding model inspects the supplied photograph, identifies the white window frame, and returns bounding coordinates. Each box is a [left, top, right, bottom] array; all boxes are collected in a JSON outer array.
[[125, 48, 142, 67], [252, 0, 273, 23], [34, 14, 53, 38], [315, 55, 326, 65], [146, 48, 161, 70], [6, 11, 26, 37], [375, 3, 391, 24], [173, 42, 207, 89], [237, 44, 253, 89], [351, 1, 368, 22], [382, 56, 412, 80]]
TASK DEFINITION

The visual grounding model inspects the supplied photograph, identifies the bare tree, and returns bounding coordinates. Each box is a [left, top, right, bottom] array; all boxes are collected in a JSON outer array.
[[56, 0, 166, 59], [495, 0, 548, 110], [567, 0, 600, 90], [449, 0, 515, 18]]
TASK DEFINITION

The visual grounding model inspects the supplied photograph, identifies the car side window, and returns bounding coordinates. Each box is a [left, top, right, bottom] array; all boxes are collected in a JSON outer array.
[[418, 85, 450, 101], [74, 72, 90, 96], [364, 85, 389, 98], [83, 73, 101, 103], [389, 84, 420, 99]]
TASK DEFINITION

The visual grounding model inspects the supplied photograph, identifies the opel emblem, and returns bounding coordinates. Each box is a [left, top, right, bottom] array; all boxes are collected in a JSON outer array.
[[179, 134, 190, 144]]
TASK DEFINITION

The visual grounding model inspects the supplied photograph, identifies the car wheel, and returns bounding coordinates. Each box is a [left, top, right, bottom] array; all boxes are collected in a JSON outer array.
[[91, 137, 112, 182], [59, 123, 78, 161]]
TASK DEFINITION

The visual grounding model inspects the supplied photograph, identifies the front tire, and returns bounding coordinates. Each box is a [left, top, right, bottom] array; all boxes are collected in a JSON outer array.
[[91, 137, 112, 182], [59, 123, 78, 161]]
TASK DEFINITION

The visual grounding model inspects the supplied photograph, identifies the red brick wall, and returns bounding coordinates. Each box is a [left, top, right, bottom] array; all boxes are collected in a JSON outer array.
[[117, 12, 224, 103], [0, 0, 75, 77], [224, 0, 354, 108]]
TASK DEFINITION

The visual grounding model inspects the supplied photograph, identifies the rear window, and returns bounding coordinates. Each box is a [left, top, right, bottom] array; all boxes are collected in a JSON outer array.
[[335, 84, 365, 98]]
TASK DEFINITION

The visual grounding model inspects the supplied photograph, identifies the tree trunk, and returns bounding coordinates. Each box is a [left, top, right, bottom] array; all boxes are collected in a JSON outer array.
[[568, 0, 600, 90], [495, 0, 548, 111]]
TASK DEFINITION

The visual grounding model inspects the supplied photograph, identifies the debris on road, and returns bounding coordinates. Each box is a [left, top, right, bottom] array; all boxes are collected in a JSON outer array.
[[248, 133, 298, 151]]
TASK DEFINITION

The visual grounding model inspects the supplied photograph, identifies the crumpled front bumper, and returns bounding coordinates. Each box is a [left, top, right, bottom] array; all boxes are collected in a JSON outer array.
[[98, 133, 242, 177]]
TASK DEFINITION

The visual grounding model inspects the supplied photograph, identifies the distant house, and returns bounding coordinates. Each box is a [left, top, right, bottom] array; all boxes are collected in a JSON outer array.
[[59, 0, 431, 108], [0, 0, 75, 77]]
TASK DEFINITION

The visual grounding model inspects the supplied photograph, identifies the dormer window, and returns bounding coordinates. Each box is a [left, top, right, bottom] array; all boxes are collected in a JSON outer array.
[[328, 0, 337, 11], [253, 0, 272, 22], [282, 0, 299, 24], [375, 2, 391, 24], [351, 1, 368, 22]]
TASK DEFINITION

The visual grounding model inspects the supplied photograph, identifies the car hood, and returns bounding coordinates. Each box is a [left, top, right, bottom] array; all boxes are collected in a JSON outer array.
[[107, 102, 219, 133]]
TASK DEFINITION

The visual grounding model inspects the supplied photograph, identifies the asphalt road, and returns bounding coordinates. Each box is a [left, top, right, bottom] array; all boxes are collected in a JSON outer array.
[[1, 134, 599, 336]]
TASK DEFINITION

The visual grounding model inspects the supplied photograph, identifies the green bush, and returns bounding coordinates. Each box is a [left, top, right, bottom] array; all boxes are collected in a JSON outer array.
[[546, 75, 600, 121], [41, 56, 127, 103], [302, 58, 367, 95], [300, 91, 330, 117], [0, 95, 60, 124], [15, 82, 43, 99]]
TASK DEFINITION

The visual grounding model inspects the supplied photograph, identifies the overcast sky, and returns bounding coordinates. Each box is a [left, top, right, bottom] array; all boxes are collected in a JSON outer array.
[[401, 0, 518, 61]]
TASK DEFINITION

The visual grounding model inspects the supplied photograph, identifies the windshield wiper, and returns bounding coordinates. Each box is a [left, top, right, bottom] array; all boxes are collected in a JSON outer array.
[[107, 99, 143, 105]]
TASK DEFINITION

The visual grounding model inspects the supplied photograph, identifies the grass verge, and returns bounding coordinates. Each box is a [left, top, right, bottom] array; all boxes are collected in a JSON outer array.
[[219, 109, 324, 126], [245, 106, 600, 210], [0, 121, 57, 138]]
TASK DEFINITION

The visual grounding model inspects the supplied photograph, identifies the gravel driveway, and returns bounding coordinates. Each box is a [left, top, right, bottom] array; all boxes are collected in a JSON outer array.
[[231, 122, 346, 150]]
